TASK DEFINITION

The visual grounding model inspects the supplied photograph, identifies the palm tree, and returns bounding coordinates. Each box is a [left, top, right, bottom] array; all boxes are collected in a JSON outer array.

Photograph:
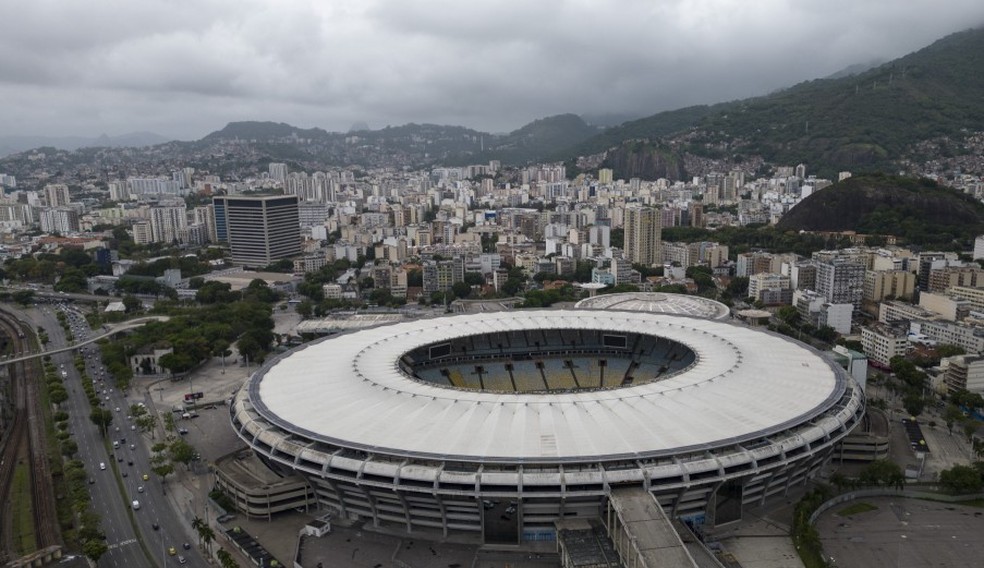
[[191, 516, 205, 548], [217, 548, 239, 568], [201, 525, 216, 557]]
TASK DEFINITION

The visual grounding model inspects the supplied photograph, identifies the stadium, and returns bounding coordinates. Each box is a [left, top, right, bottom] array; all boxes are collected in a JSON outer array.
[[230, 309, 864, 543]]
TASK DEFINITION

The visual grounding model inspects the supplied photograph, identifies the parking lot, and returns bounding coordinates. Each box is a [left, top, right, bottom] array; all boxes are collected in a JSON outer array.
[[816, 496, 984, 568]]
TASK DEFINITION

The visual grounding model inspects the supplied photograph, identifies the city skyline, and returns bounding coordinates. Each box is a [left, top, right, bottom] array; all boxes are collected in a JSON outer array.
[[1, 0, 984, 140]]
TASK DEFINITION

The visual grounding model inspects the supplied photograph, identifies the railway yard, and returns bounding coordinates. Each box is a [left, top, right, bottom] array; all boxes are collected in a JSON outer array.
[[0, 307, 61, 563]]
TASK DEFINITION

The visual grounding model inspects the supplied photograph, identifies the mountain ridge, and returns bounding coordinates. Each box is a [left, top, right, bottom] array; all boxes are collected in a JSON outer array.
[[0, 131, 171, 158]]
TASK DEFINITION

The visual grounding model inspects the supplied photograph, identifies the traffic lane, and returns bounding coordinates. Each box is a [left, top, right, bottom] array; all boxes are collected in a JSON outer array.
[[42, 307, 205, 566], [35, 308, 148, 568]]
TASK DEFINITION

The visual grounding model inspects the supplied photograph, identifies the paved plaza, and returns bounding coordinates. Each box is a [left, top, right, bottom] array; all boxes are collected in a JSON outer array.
[[816, 496, 984, 568]]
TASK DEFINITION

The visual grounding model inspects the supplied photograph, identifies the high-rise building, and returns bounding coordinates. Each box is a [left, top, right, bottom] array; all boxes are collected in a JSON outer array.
[[974, 236, 984, 261], [269, 163, 288, 183], [148, 204, 188, 244], [864, 269, 916, 302], [44, 183, 71, 207], [816, 258, 866, 312], [623, 204, 661, 266], [39, 207, 79, 234], [689, 203, 704, 228], [917, 251, 952, 291], [213, 195, 300, 267]]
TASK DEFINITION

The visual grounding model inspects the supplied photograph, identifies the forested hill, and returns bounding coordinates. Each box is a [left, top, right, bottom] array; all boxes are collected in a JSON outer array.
[[775, 174, 984, 248], [568, 26, 984, 177]]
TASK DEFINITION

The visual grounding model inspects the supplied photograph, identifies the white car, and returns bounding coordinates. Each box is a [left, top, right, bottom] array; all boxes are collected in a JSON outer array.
[[99, 462, 106, 470]]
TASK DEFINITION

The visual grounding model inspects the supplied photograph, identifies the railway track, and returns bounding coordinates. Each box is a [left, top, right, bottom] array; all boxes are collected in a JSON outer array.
[[0, 308, 60, 561]]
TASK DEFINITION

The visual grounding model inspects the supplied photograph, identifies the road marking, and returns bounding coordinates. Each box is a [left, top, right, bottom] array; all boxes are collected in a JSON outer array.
[[107, 538, 138, 550]]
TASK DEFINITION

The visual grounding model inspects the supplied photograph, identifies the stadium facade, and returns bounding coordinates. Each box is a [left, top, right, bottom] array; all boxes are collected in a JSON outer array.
[[230, 309, 864, 542]]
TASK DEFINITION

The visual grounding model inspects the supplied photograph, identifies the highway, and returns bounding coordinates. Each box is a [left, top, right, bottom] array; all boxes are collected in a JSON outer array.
[[25, 305, 205, 567]]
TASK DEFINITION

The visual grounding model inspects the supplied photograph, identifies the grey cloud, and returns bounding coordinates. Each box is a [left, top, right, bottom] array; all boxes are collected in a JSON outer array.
[[0, 0, 982, 139]]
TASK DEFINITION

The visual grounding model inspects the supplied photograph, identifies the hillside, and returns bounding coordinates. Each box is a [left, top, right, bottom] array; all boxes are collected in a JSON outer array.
[[775, 173, 984, 247], [458, 114, 600, 166], [599, 140, 688, 181], [0, 131, 171, 158], [561, 104, 726, 160], [202, 121, 330, 141], [568, 26, 984, 176]]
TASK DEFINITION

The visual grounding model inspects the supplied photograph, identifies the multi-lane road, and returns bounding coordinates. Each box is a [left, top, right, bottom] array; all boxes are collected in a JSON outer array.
[[25, 304, 206, 567]]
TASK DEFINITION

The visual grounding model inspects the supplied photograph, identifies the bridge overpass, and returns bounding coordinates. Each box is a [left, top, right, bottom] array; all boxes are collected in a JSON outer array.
[[0, 316, 170, 367]]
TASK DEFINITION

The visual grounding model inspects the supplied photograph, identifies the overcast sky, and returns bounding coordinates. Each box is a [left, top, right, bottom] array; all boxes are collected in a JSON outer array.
[[2, 0, 983, 140]]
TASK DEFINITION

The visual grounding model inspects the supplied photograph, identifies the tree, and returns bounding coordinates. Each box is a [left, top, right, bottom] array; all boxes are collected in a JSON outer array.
[[136, 414, 158, 439], [859, 459, 905, 488], [200, 525, 216, 556], [61, 439, 78, 457], [243, 279, 279, 303], [295, 300, 314, 319], [236, 330, 272, 364], [89, 408, 113, 436], [11, 289, 35, 305], [196, 281, 239, 304], [192, 516, 206, 548], [452, 281, 472, 299], [55, 267, 89, 293], [464, 272, 485, 286], [943, 404, 965, 435], [217, 548, 240, 568], [49, 386, 69, 405], [169, 438, 196, 469], [903, 392, 926, 417], [82, 539, 108, 562], [938, 464, 983, 494], [122, 294, 142, 314], [962, 419, 981, 442], [937, 344, 966, 358], [775, 306, 800, 326], [951, 390, 984, 412], [726, 276, 749, 298], [151, 460, 175, 489]]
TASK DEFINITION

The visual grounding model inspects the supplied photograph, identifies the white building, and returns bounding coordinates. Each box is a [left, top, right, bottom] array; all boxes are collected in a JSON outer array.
[[974, 235, 984, 260], [861, 324, 910, 367], [39, 207, 80, 234]]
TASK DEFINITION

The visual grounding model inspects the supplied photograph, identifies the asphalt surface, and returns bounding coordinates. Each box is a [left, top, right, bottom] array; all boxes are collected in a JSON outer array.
[[816, 496, 984, 568], [27, 304, 206, 567]]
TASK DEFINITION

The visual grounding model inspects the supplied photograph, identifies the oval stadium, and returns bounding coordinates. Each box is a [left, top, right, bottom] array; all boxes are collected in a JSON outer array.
[[229, 309, 864, 543]]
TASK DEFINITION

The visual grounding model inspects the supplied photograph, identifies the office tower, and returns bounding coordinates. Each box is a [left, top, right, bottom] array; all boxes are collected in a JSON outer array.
[[623, 204, 662, 266], [213, 195, 300, 267]]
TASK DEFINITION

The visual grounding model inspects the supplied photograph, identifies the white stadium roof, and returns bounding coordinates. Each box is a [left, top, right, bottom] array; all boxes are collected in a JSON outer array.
[[250, 309, 846, 463], [574, 292, 730, 319]]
